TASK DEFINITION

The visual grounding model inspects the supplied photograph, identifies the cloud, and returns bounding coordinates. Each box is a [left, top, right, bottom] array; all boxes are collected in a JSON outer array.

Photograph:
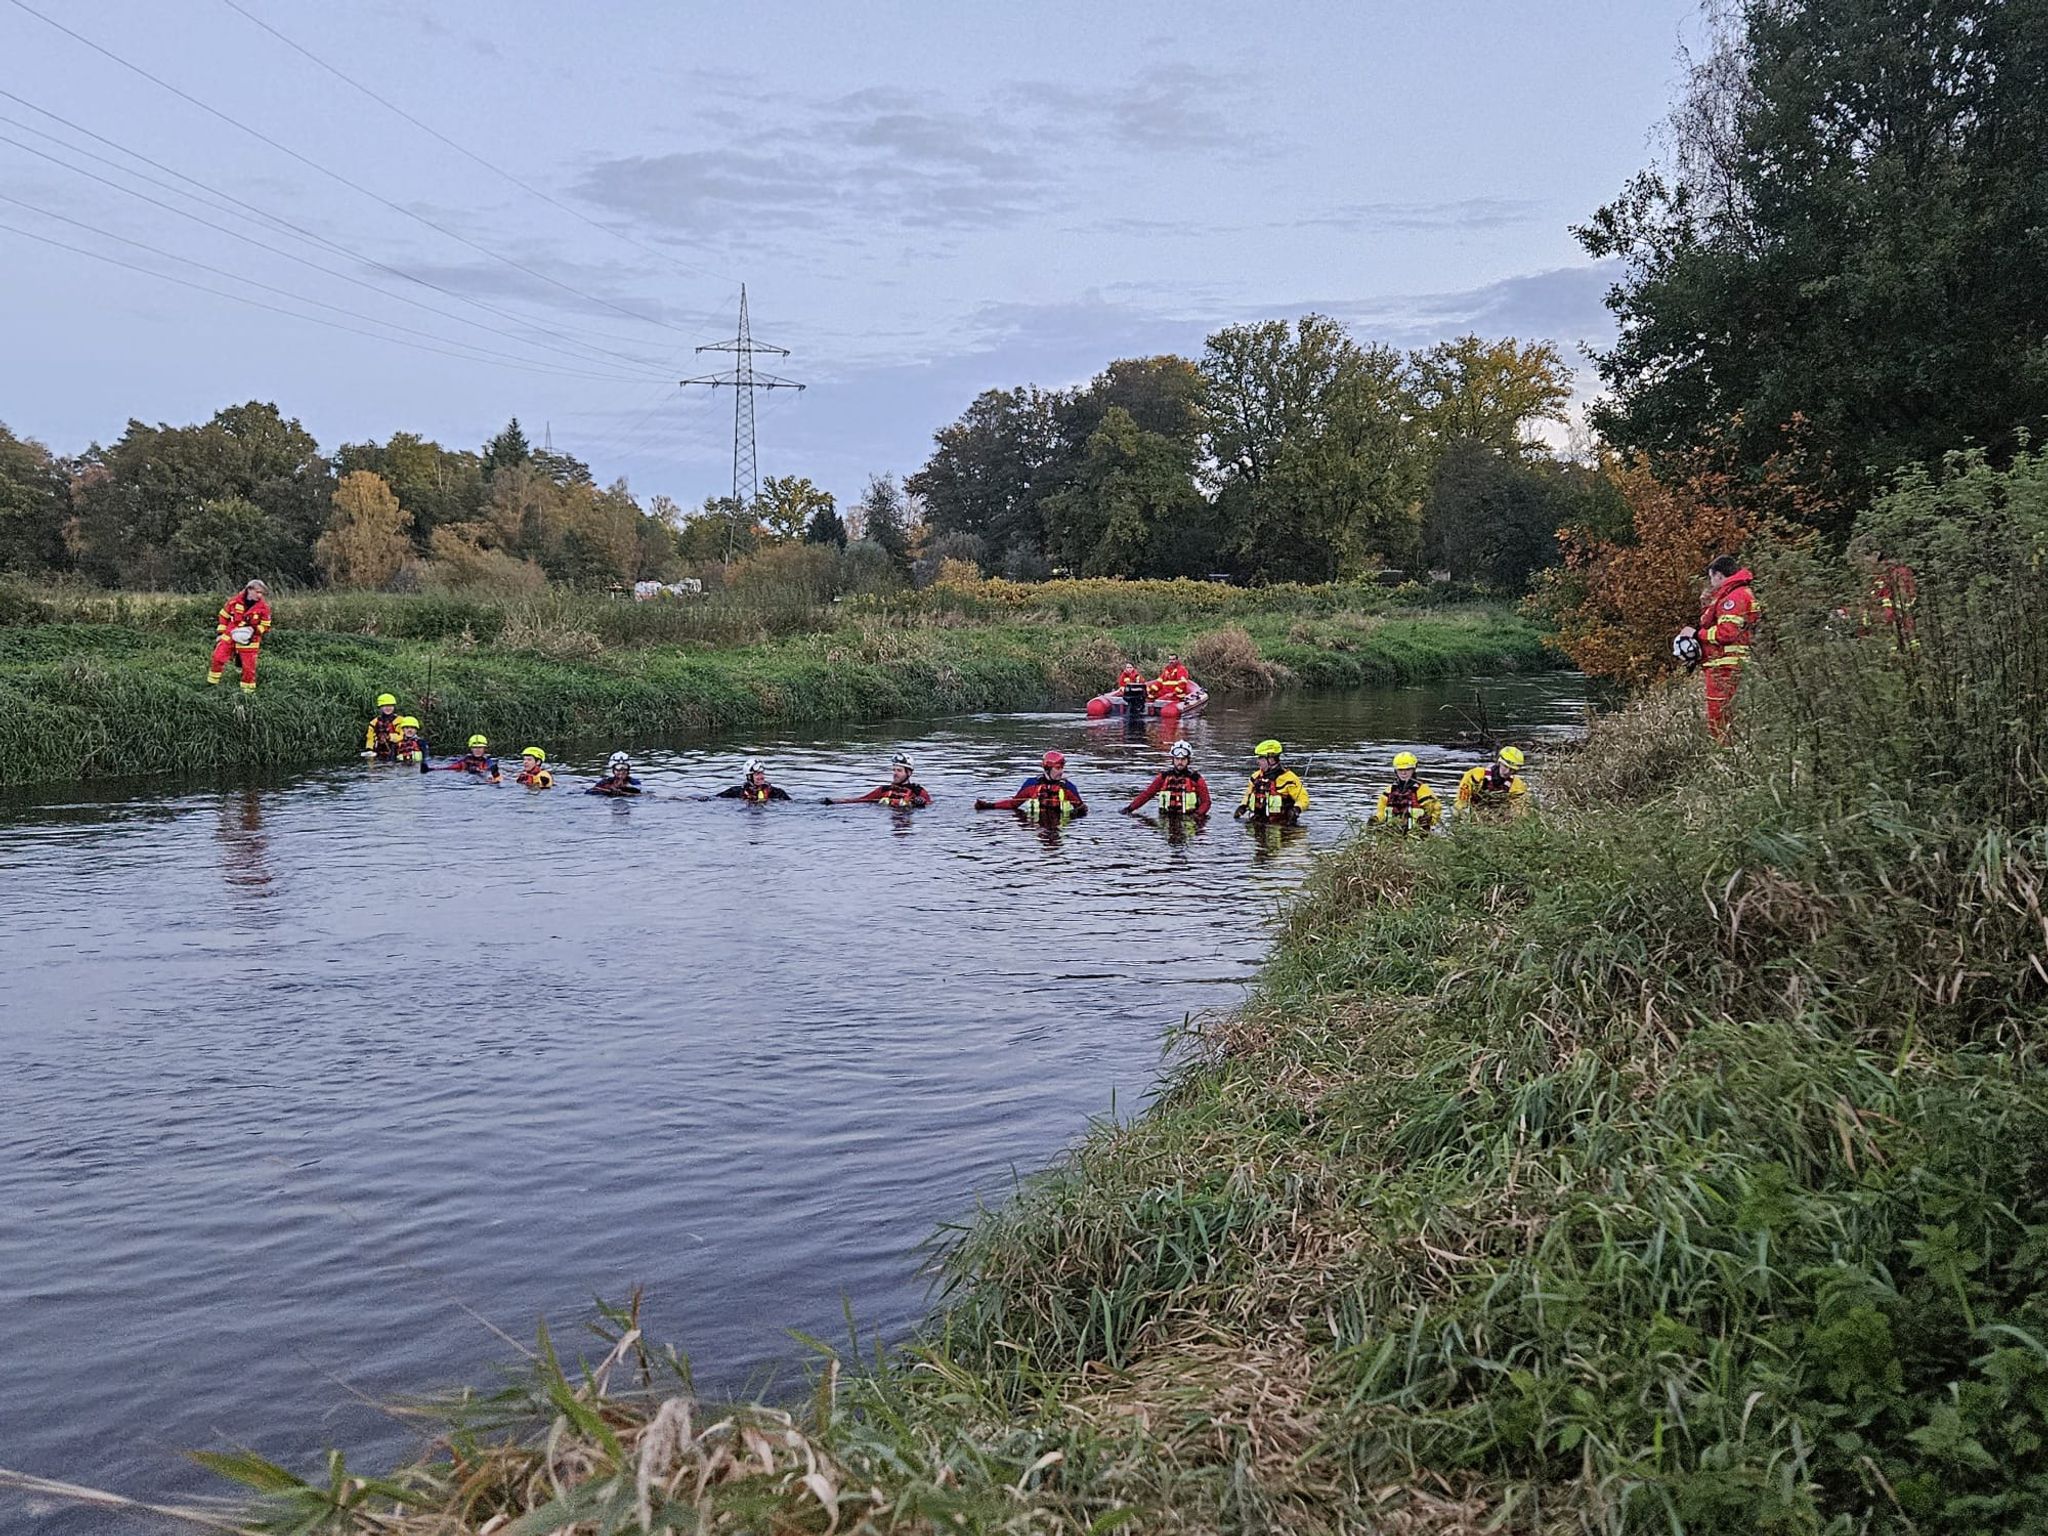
[[1292, 196, 1546, 232], [1324, 261, 1622, 352]]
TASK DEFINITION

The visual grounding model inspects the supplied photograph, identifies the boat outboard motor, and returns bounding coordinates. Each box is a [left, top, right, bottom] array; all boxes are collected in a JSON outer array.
[[1122, 682, 1150, 714]]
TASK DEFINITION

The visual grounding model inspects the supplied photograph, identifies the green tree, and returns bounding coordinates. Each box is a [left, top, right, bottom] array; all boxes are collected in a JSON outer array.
[[907, 387, 1064, 558], [169, 495, 296, 590], [1044, 407, 1217, 577], [754, 475, 836, 543], [335, 433, 485, 544], [1419, 442, 1569, 589], [1578, 0, 2048, 517], [314, 470, 413, 588], [674, 497, 758, 564], [1202, 316, 1427, 581], [482, 418, 533, 478], [0, 422, 67, 574], [803, 505, 848, 548], [1410, 335, 1574, 457], [856, 474, 913, 571]]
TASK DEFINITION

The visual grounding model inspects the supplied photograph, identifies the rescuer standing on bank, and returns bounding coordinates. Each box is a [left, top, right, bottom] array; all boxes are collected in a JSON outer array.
[[1677, 555, 1757, 740], [208, 578, 272, 693]]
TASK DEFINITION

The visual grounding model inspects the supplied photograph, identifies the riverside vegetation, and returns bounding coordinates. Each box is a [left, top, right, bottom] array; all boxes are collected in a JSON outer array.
[[97, 446, 2036, 1535], [0, 577, 1550, 788]]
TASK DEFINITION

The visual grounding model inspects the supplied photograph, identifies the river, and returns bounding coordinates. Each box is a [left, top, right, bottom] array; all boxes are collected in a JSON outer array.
[[0, 676, 1585, 1531]]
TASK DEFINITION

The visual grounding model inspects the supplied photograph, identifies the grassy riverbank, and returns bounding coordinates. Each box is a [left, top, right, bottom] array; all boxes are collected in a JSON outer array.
[[157, 454, 2048, 1535], [0, 585, 1550, 787]]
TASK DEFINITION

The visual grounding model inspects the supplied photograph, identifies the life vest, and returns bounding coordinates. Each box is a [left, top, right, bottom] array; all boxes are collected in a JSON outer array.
[[394, 737, 425, 762], [451, 754, 497, 776], [876, 781, 925, 808], [1248, 770, 1294, 820], [518, 766, 553, 788], [1161, 770, 1204, 815], [1018, 779, 1077, 821], [1468, 767, 1515, 805], [742, 782, 777, 803], [367, 714, 399, 756]]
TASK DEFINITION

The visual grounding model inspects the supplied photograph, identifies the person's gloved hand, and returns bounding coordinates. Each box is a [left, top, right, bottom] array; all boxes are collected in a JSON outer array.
[[1232, 805, 1248, 820], [974, 798, 993, 810], [819, 797, 835, 805]]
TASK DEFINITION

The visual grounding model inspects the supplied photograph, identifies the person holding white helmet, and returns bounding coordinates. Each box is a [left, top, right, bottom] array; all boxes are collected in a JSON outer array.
[[1373, 751, 1440, 832], [588, 750, 642, 797], [206, 577, 271, 692], [1123, 739, 1211, 818], [715, 756, 790, 803], [975, 749, 1087, 820], [1456, 745, 1530, 820], [824, 751, 931, 808]]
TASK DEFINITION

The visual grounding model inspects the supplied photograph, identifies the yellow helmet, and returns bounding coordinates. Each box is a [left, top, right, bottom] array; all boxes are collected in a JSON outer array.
[[397, 716, 419, 728], [467, 734, 488, 749], [375, 693, 397, 707], [1498, 745, 1526, 768], [1393, 751, 1419, 771], [1255, 739, 1283, 757], [521, 746, 546, 760]]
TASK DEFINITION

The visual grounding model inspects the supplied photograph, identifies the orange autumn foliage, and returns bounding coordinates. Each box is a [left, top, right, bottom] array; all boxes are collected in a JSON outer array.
[[1547, 423, 1833, 684]]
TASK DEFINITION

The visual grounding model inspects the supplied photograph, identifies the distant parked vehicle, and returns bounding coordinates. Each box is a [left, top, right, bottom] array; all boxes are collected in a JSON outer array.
[[633, 579, 704, 600]]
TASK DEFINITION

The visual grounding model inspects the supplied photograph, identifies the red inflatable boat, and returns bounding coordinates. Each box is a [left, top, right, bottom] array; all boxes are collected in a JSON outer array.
[[1085, 683, 1210, 720]]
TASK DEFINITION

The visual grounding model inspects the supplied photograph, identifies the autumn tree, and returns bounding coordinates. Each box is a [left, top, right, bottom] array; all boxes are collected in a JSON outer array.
[[334, 433, 485, 544], [754, 475, 836, 543], [315, 470, 413, 588], [1410, 335, 1573, 457]]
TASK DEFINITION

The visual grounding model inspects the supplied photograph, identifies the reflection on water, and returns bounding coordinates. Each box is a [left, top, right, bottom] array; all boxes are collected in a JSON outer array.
[[0, 676, 1586, 1532]]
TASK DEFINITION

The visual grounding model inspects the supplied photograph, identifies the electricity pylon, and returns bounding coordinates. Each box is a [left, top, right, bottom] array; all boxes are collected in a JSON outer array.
[[682, 285, 804, 561]]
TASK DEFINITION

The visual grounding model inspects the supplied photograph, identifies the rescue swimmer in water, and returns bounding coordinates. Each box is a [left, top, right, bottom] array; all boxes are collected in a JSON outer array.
[[443, 734, 502, 782], [824, 752, 931, 808], [517, 747, 554, 789], [1234, 740, 1309, 825], [363, 694, 403, 760], [1455, 746, 1528, 820], [716, 758, 792, 803], [1123, 740, 1211, 818], [587, 751, 642, 796], [1373, 752, 1440, 832], [976, 750, 1088, 820], [393, 718, 427, 766]]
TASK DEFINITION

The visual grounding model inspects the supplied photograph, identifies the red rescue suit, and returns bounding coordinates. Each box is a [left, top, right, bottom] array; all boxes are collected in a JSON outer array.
[[1698, 569, 1758, 739], [1154, 662, 1192, 701], [1124, 769, 1210, 817], [842, 781, 932, 807], [208, 589, 273, 690]]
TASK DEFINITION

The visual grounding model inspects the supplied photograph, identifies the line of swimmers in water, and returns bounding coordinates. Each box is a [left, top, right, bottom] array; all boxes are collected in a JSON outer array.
[[361, 695, 1533, 824]]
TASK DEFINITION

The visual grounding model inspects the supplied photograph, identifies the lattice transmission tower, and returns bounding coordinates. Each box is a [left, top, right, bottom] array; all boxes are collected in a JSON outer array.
[[682, 285, 805, 560]]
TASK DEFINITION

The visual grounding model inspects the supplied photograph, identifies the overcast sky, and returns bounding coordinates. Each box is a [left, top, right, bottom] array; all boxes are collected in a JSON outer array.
[[0, 0, 1699, 509]]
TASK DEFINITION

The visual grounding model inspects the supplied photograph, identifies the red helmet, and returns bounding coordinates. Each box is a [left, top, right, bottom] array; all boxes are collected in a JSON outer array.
[[1042, 750, 1066, 771]]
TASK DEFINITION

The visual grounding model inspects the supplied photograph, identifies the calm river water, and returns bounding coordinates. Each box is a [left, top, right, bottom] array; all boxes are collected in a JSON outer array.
[[0, 676, 1585, 1530]]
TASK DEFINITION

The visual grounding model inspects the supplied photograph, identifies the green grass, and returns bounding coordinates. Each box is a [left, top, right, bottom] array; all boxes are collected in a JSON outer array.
[[0, 602, 1552, 787]]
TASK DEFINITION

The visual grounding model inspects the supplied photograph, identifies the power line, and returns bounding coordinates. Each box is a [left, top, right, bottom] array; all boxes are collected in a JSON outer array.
[[682, 285, 805, 560], [216, 0, 738, 292], [0, 214, 669, 383], [0, 128, 676, 382], [0, 86, 707, 376], [6, 0, 703, 338]]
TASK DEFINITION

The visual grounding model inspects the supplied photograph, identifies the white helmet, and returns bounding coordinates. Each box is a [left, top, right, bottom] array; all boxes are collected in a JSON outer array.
[[744, 757, 763, 777], [607, 751, 630, 771], [1672, 633, 1703, 666], [1168, 741, 1193, 761], [891, 751, 913, 772]]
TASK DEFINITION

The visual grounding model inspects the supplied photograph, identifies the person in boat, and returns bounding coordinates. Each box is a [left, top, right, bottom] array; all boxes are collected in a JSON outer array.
[[1114, 662, 1147, 693], [1154, 654, 1194, 702], [587, 751, 642, 796], [1374, 752, 1441, 832], [1234, 740, 1309, 825], [1456, 746, 1528, 820], [716, 757, 791, 802], [392, 717, 427, 764], [1123, 740, 1211, 818], [824, 751, 931, 808], [444, 734, 501, 782], [516, 746, 554, 789], [976, 750, 1087, 819], [363, 693, 403, 759]]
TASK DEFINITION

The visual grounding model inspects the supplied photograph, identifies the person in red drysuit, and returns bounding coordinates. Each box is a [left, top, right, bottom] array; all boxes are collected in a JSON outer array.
[[1153, 654, 1193, 702], [1865, 557, 1917, 649], [1677, 555, 1758, 741], [975, 750, 1087, 819], [824, 752, 932, 808], [1123, 739, 1211, 818], [1114, 663, 1146, 691], [207, 578, 272, 692]]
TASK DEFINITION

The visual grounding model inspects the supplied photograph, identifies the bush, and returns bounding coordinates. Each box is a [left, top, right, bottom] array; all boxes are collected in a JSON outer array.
[[1186, 624, 1285, 691]]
